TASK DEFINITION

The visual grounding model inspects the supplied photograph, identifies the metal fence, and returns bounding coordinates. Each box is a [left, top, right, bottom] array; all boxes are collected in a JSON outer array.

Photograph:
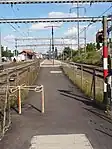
[[61, 62, 104, 105], [0, 60, 41, 139]]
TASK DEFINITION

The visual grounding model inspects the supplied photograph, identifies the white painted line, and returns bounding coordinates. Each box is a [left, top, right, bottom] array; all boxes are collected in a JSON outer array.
[[29, 134, 94, 149], [103, 58, 108, 70], [50, 71, 62, 73], [104, 82, 107, 92], [41, 65, 60, 68]]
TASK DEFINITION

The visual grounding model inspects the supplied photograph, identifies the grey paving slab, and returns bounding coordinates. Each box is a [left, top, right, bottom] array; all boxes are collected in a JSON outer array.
[[29, 134, 93, 149], [40, 59, 61, 67]]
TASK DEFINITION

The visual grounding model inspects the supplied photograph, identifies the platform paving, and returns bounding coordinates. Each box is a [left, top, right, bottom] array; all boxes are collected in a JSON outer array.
[[0, 60, 112, 149]]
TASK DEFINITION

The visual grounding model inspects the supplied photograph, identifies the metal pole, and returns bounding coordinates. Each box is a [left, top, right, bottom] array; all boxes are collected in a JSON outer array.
[[0, 29, 2, 63], [84, 27, 86, 54], [52, 26, 54, 65], [103, 16, 108, 109], [18, 86, 22, 114], [62, 38, 64, 61], [71, 39, 72, 61], [15, 38, 17, 57], [77, 2, 80, 56], [107, 19, 112, 110], [41, 86, 45, 113], [49, 39, 51, 59], [111, 13, 112, 104]]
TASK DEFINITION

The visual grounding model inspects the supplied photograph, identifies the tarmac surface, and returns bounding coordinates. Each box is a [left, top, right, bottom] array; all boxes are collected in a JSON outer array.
[[0, 60, 112, 149]]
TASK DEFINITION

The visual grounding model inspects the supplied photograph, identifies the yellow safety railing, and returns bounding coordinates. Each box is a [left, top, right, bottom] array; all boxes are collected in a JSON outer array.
[[9, 84, 45, 114]]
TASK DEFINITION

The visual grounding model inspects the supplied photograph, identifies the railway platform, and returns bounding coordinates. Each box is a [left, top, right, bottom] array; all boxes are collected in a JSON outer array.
[[0, 60, 112, 149]]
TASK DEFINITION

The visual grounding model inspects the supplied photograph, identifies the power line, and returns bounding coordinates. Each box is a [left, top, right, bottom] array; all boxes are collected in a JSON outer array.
[[0, 15, 28, 37], [79, 4, 112, 37], [66, 4, 112, 45], [1, 4, 28, 37], [10, 5, 28, 37]]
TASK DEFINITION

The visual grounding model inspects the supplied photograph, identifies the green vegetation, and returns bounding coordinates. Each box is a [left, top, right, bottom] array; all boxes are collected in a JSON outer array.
[[61, 64, 103, 104], [58, 43, 102, 66], [9, 61, 40, 108], [1, 46, 14, 58], [60, 42, 104, 105]]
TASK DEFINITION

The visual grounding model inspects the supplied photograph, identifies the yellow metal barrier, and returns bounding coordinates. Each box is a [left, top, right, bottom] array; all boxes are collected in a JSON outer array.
[[9, 84, 45, 114]]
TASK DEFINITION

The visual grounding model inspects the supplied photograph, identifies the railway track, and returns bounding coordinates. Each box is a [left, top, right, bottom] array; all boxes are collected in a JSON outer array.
[[0, 60, 39, 85], [0, 60, 34, 71], [0, 60, 40, 139]]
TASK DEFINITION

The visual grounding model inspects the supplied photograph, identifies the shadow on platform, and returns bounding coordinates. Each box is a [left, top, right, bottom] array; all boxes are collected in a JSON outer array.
[[95, 128, 112, 138], [58, 89, 112, 124]]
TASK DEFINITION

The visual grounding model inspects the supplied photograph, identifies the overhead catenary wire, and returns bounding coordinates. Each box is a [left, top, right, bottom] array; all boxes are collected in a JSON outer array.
[[1, 4, 28, 37], [10, 5, 29, 37], [78, 4, 112, 38], [65, 3, 112, 48], [0, 15, 28, 37]]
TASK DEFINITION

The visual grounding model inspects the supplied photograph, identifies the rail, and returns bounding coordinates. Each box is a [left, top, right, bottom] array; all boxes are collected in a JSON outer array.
[[0, 60, 41, 140], [69, 62, 103, 79], [0, 60, 40, 85], [0, 61, 38, 75], [61, 61, 104, 108]]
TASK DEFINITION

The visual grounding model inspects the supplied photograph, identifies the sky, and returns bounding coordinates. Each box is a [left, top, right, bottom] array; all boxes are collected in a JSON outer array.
[[0, 2, 112, 53]]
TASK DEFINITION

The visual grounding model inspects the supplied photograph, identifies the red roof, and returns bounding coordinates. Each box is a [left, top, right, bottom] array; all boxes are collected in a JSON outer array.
[[20, 49, 35, 55]]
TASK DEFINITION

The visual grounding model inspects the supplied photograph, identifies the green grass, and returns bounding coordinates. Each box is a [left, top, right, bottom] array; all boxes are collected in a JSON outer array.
[[62, 65, 103, 103]]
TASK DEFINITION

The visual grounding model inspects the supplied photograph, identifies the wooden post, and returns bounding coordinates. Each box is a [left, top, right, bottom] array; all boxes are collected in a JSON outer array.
[[18, 86, 21, 114], [81, 65, 83, 88], [41, 86, 45, 113]]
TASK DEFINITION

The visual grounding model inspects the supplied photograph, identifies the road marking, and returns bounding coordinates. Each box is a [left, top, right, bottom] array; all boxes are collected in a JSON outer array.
[[50, 71, 62, 73], [29, 134, 94, 149], [41, 65, 60, 68]]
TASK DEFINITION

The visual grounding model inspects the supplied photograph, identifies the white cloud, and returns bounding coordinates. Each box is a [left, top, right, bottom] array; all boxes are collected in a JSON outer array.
[[30, 11, 76, 30], [3, 34, 15, 40], [64, 24, 93, 37], [64, 26, 77, 36], [48, 11, 76, 18]]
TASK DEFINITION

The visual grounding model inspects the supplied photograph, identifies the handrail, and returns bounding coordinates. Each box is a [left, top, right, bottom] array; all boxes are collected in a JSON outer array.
[[64, 62, 103, 78]]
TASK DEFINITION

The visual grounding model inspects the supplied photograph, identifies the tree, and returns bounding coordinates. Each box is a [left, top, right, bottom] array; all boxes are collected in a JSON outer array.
[[72, 50, 78, 57], [63, 47, 72, 57], [1, 46, 14, 57], [13, 49, 19, 56], [86, 43, 96, 52]]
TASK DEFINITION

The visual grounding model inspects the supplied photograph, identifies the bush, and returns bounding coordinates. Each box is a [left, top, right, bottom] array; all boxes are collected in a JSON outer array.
[[73, 50, 102, 66]]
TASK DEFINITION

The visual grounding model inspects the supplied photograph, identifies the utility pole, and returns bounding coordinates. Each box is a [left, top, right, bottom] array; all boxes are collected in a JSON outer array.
[[15, 38, 17, 57], [84, 27, 86, 54], [44, 25, 59, 65], [102, 16, 109, 110], [110, 13, 112, 104], [62, 38, 64, 61], [69, 5, 86, 56], [52, 26, 54, 65], [77, 2, 80, 56], [71, 38, 73, 61], [49, 39, 51, 59]]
